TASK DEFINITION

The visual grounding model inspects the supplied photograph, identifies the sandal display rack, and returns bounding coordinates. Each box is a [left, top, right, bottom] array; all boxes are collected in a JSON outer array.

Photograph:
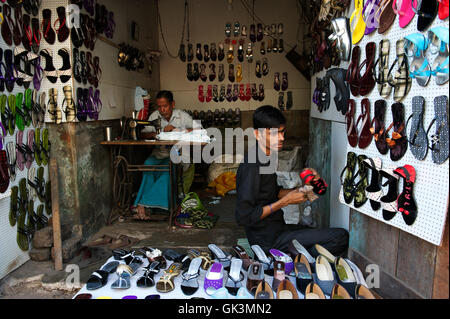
[[313, 1, 450, 246]]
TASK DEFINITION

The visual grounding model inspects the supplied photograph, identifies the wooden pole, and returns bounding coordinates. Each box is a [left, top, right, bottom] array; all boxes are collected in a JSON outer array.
[[49, 159, 63, 271]]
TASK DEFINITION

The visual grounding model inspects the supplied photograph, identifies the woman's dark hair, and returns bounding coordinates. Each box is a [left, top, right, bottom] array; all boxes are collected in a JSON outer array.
[[156, 90, 174, 103], [253, 105, 286, 129]]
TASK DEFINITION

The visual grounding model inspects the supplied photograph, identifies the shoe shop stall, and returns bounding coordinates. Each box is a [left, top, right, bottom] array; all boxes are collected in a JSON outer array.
[[1, 0, 449, 302], [310, 0, 449, 299]]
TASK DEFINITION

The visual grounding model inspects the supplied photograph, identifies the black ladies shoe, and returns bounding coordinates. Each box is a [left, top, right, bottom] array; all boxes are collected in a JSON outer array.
[[196, 43, 202, 61]]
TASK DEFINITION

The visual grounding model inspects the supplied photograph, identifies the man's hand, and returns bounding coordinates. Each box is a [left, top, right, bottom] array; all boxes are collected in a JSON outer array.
[[281, 190, 308, 205], [164, 125, 176, 132], [304, 168, 321, 181]]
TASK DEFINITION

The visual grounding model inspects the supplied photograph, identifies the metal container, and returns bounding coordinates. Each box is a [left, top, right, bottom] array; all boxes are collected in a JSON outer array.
[[105, 127, 112, 142]]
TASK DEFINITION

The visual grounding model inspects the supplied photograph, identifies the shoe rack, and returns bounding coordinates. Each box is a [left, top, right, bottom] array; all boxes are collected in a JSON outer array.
[[332, 4, 450, 246], [0, 1, 55, 278]]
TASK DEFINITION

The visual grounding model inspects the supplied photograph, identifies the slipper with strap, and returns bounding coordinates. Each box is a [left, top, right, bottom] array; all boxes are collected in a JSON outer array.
[[358, 42, 376, 96], [41, 128, 50, 166], [15, 93, 25, 132], [340, 152, 358, 204], [25, 130, 35, 169], [345, 100, 358, 147], [7, 95, 16, 136], [0, 146, 10, 194], [350, 0, 366, 44], [180, 257, 202, 295], [413, 0, 438, 32], [6, 142, 16, 182], [16, 131, 26, 172], [363, 157, 384, 211], [87, 261, 120, 290], [427, 26, 449, 86], [377, 0, 396, 34], [34, 128, 42, 166], [353, 154, 369, 208], [392, 0, 416, 28], [156, 262, 182, 293], [394, 165, 418, 225], [363, 0, 381, 35], [374, 39, 393, 98], [379, 167, 399, 221], [405, 96, 428, 161], [45, 181, 52, 216], [427, 95, 449, 164], [35, 167, 46, 202], [137, 261, 161, 288], [386, 102, 408, 162], [387, 39, 412, 102], [356, 98, 374, 149], [17, 178, 30, 251], [9, 186, 19, 226], [438, 0, 449, 19], [404, 33, 431, 87]]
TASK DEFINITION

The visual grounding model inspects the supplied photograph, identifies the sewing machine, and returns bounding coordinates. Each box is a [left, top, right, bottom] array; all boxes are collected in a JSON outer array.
[[120, 117, 161, 141]]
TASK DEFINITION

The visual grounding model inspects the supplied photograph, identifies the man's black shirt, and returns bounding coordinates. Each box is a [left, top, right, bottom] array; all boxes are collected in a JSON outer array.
[[235, 144, 285, 251]]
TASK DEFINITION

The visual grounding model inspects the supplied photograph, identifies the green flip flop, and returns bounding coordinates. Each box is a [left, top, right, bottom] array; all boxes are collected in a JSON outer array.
[[9, 186, 19, 227], [41, 128, 50, 166], [36, 204, 48, 230], [0, 95, 7, 129], [7, 95, 16, 136], [27, 199, 35, 234], [15, 93, 25, 131], [23, 88, 33, 127], [36, 167, 45, 202], [34, 128, 42, 166], [353, 155, 369, 208], [45, 181, 52, 216], [17, 179, 30, 251]]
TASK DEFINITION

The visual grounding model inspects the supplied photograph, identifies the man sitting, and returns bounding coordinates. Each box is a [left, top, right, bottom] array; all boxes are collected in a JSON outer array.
[[134, 90, 201, 220], [235, 105, 349, 254]]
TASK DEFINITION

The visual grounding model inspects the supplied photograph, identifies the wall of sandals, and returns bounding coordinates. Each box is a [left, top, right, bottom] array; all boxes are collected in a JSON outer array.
[[0, 0, 160, 280], [309, 0, 449, 246], [71, 0, 159, 121], [0, 0, 51, 279], [158, 0, 311, 116]]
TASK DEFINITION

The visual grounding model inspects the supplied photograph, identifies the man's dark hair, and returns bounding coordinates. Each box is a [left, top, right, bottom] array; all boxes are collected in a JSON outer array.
[[253, 105, 286, 129], [156, 90, 174, 103]]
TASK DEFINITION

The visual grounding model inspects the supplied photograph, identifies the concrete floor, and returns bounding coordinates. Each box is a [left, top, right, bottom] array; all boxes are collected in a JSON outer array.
[[0, 193, 245, 299]]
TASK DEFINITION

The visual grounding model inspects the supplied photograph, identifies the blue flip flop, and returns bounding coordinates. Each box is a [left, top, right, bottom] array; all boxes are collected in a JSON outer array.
[[404, 33, 431, 87]]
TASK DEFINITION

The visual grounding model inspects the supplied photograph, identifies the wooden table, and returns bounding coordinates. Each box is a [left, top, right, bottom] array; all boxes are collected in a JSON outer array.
[[101, 139, 207, 228]]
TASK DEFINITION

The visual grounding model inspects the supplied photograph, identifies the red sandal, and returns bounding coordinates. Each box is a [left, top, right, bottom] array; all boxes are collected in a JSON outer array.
[[41, 9, 56, 45], [356, 98, 373, 149], [346, 99, 359, 147], [198, 85, 205, 103]]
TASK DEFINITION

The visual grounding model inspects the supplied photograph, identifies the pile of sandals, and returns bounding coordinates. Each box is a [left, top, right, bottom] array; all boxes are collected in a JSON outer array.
[[175, 192, 219, 230], [307, 0, 352, 75]]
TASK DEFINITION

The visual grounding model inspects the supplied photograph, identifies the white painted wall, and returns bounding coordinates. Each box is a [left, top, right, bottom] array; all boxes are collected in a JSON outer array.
[[158, 0, 311, 111]]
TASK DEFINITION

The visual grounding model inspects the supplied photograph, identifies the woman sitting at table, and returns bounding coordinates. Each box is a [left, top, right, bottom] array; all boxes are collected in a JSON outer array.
[[134, 90, 201, 220]]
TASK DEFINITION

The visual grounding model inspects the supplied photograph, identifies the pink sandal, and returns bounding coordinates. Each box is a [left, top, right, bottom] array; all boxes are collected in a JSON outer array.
[[16, 131, 25, 172], [392, 0, 417, 28]]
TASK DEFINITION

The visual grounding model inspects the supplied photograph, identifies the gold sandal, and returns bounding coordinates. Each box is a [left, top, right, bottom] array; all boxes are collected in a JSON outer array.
[[156, 262, 182, 293]]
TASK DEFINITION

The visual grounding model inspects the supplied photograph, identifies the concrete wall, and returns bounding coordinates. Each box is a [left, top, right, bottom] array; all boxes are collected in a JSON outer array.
[[158, 0, 310, 112]]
